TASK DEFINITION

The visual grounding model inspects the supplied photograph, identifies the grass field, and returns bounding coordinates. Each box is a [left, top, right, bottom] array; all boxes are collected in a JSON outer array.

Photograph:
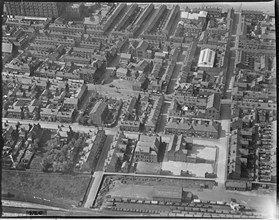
[[2, 170, 92, 209]]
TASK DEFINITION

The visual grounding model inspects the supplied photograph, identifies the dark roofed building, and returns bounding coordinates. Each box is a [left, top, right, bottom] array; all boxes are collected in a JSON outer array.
[[136, 40, 149, 58], [225, 180, 251, 191], [152, 185, 183, 203], [120, 120, 140, 132], [205, 93, 221, 120], [89, 101, 109, 126]]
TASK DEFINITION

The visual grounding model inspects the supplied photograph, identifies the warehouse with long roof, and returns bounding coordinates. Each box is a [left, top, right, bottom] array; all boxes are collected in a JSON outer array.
[[198, 48, 216, 68]]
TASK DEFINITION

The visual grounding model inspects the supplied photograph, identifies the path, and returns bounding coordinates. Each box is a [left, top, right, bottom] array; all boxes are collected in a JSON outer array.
[[84, 171, 104, 208]]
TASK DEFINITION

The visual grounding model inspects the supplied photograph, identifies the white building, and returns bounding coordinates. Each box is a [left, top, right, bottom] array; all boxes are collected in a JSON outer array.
[[198, 48, 216, 68], [181, 11, 208, 20]]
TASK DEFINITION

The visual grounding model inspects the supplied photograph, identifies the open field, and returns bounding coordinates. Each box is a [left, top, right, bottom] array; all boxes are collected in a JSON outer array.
[[2, 170, 91, 209]]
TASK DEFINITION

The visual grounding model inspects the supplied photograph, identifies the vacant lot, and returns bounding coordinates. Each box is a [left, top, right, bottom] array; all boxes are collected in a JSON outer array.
[[2, 170, 91, 209]]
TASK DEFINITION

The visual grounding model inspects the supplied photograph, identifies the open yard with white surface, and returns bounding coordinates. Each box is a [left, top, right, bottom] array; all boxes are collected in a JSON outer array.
[[161, 161, 215, 177], [189, 145, 217, 163], [107, 183, 153, 200]]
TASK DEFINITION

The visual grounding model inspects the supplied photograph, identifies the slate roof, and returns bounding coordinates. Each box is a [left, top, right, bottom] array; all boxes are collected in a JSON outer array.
[[206, 93, 221, 110]]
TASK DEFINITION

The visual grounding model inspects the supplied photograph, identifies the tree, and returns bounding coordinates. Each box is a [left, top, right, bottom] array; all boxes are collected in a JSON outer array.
[[78, 116, 88, 125], [33, 138, 41, 151], [41, 156, 53, 172], [3, 101, 9, 110], [87, 118, 94, 125], [46, 79, 51, 90], [20, 107, 24, 120], [55, 88, 60, 96], [34, 107, 40, 121], [11, 129, 18, 141], [65, 83, 70, 94]]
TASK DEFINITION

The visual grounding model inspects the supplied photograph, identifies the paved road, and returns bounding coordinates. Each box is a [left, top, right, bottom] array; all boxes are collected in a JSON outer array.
[[104, 171, 216, 181], [2, 201, 135, 216], [193, 119, 230, 185], [231, 13, 240, 35], [155, 102, 170, 133], [2, 199, 67, 211], [95, 135, 114, 172], [224, 50, 236, 99], [167, 64, 182, 94], [84, 171, 104, 208]]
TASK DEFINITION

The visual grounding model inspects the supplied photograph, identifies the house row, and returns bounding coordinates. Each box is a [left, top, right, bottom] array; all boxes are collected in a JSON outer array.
[[165, 118, 220, 139]]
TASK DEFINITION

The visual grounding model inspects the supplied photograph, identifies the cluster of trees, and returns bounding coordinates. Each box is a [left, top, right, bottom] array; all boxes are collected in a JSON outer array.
[[105, 100, 122, 125], [41, 132, 86, 173]]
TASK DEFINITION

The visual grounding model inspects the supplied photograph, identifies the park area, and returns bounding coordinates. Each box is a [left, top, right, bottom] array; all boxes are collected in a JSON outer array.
[[2, 170, 91, 209]]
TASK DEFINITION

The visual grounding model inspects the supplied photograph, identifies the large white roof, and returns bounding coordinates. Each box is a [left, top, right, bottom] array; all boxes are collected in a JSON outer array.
[[181, 11, 207, 20], [199, 11, 208, 17], [198, 48, 216, 68]]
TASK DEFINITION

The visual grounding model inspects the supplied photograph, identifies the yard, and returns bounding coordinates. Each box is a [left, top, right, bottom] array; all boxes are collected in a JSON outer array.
[[2, 170, 91, 209], [161, 161, 215, 177]]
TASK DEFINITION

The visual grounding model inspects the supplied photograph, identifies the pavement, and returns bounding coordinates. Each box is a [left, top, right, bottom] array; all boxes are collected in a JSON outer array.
[[193, 119, 230, 184], [84, 171, 104, 208], [167, 64, 182, 94], [155, 102, 170, 133], [95, 135, 114, 172], [2, 199, 67, 211], [104, 171, 216, 181]]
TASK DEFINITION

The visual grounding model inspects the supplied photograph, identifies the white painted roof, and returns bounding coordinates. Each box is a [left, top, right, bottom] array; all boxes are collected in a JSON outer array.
[[198, 48, 216, 68]]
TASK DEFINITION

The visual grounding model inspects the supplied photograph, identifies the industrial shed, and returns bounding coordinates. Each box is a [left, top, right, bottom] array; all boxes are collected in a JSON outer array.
[[198, 48, 216, 68], [152, 185, 182, 203]]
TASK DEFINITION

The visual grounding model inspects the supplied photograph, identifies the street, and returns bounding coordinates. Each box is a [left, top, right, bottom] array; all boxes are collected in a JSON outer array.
[[84, 171, 104, 208], [155, 102, 170, 133], [166, 64, 182, 94], [193, 119, 230, 185], [2, 118, 118, 136], [2, 200, 137, 216], [95, 135, 114, 172], [231, 13, 240, 36], [224, 50, 236, 99]]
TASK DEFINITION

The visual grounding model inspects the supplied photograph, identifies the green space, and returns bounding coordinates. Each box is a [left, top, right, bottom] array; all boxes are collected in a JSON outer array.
[[2, 170, 91, 209]]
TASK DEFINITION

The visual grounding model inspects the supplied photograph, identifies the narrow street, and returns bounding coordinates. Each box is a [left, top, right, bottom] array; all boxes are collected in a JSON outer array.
[[95, 135, 114, 172], [166, 64, 182, 94], [155, 102, 170, 133], [2, 117, 118, 136], [224, 50, 236, 99], [83, 171, 104, 208]]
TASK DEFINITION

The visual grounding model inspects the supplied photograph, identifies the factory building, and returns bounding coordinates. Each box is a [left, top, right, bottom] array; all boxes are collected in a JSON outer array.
[[197, 48, 216, 68]]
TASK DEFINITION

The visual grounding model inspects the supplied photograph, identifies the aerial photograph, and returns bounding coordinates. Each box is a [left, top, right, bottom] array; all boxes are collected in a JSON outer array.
[[1, 1, 277, 218]]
